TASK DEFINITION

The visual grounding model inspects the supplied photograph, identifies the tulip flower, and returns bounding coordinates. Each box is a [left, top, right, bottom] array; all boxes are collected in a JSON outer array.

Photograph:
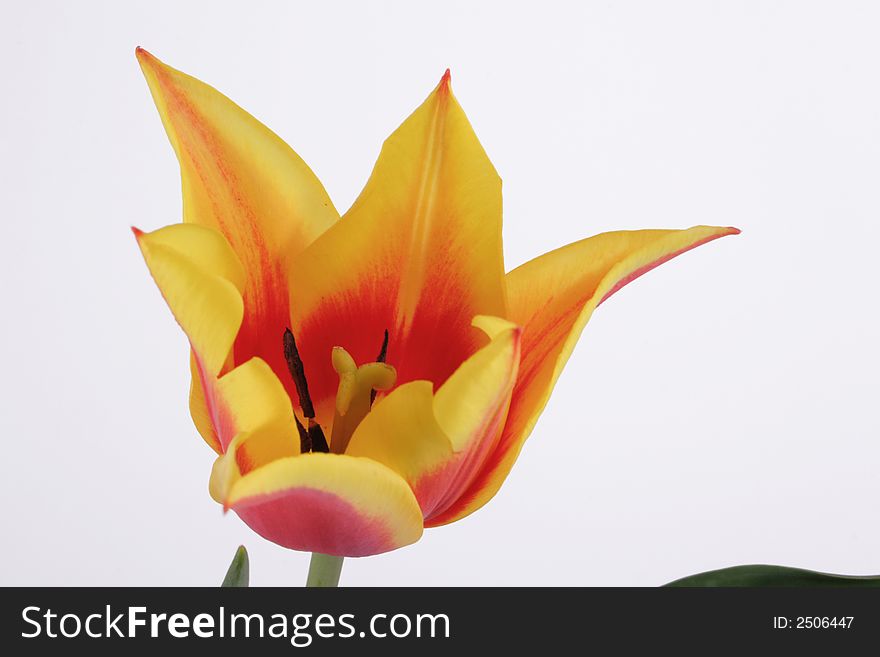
[[133, 48, 737, 583]]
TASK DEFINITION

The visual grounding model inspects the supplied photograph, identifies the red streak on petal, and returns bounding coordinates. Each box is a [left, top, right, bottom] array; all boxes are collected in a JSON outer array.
[[419, 328, 520, 523], [295, 262, 487, 428], [140, 50, 296, 404], [439, 68, 452, 92], [419, 388, 510, 524], [599, 227, 740, 306], [190, 350, 236, 452]]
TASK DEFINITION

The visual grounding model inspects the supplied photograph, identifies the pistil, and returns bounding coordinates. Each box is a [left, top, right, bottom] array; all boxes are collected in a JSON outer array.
[[284, 328, 393, 455], [329, 347, 396, 454]]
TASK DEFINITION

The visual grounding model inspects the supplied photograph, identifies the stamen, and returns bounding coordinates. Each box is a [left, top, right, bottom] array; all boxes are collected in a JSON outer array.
[[283, 327, 315, 419], [376, 329, 389, 363], [371, 329, 390, 404], [308, 420, 330, 454], [284, 328, 329, 454], [294, 415, 311, 453]]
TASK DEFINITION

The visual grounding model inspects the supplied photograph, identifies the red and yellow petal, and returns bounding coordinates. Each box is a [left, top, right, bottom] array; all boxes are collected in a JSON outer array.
[[136, 223, 243, 451], [346, 317, 520, 523], [190, 353, 299, 461], [205, 358, 301, 503], [136, 48, 339, 392], [215, 453, 423, 557], [189, 351, 221, 451], [288, 71, 507, 428], [136, 223, 297, 457], [435, 225, 740, 524], [212, 357, 299, 454], [135, 223, 244, 378]]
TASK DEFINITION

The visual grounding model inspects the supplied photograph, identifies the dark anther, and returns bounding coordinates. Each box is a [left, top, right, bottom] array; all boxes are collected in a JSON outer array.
[[284, 328, 329, 453], [371, 328, 390, 405], [308, 421, 330, 453], [376, 328, 389, 363], [294, 416, 311, 453], [283, 327, 315, 419]]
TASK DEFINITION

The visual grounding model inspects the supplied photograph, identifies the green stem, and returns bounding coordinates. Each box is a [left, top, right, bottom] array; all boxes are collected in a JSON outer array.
[[306, 552, 344, 587]]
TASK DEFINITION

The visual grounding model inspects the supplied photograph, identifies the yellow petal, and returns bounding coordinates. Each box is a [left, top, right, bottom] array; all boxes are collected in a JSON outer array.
[[135, 223, 243, 378], [189, 351, 220, 452], [288, 71, 507, 428], [346, 381, 450, 491], [436, 225, 739, 524], [137, 224, 295, 460], [136, 48, 339, 385], [346, 317, 520, 522], [136, 222, 249, 453], [208, 357, 300, 500], [208, 426, 298, 505], [221, 453, 423, 557], [434, 316, 519, 453], [214, 357, 299, 454]]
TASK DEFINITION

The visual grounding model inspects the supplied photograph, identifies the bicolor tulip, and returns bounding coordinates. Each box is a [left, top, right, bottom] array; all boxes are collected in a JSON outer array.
[[134, 49, 738, 558]]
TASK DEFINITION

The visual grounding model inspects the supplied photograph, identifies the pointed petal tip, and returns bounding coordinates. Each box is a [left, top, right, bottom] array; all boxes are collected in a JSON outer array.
[[595, 225, 741, 307], [134, 46, 154, 65], [135, 47, 166, 77], [131, 226, 144, 239], [439, 68, 452, 92]]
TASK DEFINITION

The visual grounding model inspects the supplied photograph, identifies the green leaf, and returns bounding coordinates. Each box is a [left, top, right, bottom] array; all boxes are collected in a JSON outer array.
[[664, 564, 880, 587], [221, 545, 249, 587]]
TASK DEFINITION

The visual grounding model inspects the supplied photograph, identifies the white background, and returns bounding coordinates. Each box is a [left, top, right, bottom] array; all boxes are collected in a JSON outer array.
[[2, 0, 878, 586]]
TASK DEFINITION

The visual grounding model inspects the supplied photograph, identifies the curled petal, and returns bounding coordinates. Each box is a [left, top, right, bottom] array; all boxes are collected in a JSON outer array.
[[136, 224, 297, 456], [219, 454, 423, 557], [203, 358, 300, 495], [136, 223, 244, 452], [346, 317, 520, 522], [213, 357, 299, 454], [208, 425, 298, 506], [435, 225, 740, 524], [135, 223, 244, 378]]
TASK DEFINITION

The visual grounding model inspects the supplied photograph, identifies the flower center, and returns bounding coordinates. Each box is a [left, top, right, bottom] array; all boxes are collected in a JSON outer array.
[[328, 345, 396, 454], [283, 328, 395, 454]]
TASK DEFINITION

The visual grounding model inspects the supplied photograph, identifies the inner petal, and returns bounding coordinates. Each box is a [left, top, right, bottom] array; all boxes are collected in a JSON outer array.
[[293, 296, 488, 433], [287, 71, 507, 430]]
